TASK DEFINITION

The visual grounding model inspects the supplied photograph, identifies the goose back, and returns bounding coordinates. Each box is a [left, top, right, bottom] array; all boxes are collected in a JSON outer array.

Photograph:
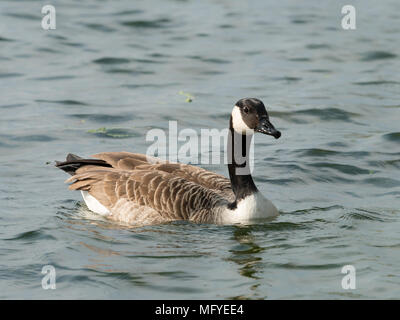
[[62, 152, 235, 224]]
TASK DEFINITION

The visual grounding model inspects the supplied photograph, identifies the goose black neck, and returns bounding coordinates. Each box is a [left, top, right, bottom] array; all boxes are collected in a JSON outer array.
[[227, 116, 258, 207]]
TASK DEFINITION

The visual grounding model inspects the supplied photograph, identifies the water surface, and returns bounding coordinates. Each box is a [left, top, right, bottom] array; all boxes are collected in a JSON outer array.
[[0, 0, 399, 299]]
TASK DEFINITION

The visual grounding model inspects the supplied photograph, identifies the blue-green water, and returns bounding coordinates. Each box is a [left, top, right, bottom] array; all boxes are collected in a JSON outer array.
[[0, 0, 399, 299]]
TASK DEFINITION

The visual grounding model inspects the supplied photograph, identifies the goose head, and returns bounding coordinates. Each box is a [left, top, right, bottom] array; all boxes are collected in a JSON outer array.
[[231, 98, 281, 139]]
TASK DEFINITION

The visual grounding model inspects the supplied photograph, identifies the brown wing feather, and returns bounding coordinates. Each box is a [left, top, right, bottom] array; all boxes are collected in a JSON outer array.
[[68, 165, 230, 224], [91, 152, 233, 199]]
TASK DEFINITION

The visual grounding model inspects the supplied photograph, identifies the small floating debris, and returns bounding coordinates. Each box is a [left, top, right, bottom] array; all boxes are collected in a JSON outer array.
[[87, 127, 136, 139], [179, 91, 194, 103], [88, 127, 107, 134]]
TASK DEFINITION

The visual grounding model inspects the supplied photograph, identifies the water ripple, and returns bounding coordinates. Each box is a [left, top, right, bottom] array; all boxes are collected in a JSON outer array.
[[87, 128, 140, 139], [354, 80, 400, 86], [120, 18, 172, 28], [36, 99, 89, 106], [383, 132, 400, 143], [339, 208, 396, 222], [84, 23, 116, 33], [362, 177, 400, 188], [0, 36, 13, 42], [307, 162, 370, 175], [271, 108, 359, 122], [93, 57, 130, 65], [68, 113, 134, 123], [270, 262, 343, 270], [11, 135, 57, 142], [4, 230, 56, 242], [361, 51, 397, 61]]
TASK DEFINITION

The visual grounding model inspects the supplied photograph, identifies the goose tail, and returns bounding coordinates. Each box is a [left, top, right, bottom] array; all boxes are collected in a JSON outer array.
[[55, 153, 111, 176]]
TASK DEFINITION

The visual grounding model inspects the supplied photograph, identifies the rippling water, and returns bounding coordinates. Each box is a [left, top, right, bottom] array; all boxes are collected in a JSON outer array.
[[0, 0, 399, 299]]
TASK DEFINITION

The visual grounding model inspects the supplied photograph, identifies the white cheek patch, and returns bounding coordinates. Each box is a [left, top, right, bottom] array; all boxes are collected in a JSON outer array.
[[231, 106, 253, 135]]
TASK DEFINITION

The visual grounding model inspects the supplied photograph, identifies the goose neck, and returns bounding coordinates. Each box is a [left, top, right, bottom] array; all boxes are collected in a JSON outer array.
[[227, 118, 258, 205]]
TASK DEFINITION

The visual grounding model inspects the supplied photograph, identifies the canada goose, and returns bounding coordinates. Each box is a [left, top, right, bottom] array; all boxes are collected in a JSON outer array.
[[56, 98, 281, 225]]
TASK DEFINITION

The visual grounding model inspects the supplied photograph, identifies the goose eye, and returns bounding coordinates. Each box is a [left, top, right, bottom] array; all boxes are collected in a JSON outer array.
[[243, 107, 249, 114]]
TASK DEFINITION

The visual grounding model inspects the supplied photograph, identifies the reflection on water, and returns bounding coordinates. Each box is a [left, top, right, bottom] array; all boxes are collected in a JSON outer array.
[[227, 226, 265, 299]]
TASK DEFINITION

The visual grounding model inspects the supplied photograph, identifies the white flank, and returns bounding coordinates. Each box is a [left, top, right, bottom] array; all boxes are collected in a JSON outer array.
[[221, 192, 278, 224], [81, 191, 110, 216], [231, 106, 253, 135]]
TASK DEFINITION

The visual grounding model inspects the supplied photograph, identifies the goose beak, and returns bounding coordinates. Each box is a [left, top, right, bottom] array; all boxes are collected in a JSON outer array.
[[256, 118, 281, 139]]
